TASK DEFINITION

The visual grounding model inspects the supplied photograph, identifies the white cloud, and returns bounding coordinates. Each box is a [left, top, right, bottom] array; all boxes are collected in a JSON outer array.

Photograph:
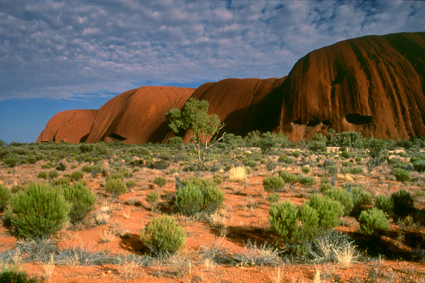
[[0, 0, 424, 101]]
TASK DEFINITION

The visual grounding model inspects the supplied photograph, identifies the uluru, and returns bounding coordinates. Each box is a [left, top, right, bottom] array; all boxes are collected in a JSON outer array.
[[38, 31, 425, 144], [36, 109, 98, 144], [278, 32, 425, 141]]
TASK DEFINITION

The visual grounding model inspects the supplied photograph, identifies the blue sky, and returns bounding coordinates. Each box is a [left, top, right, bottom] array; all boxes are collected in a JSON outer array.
[[1, 0, 424, 143]]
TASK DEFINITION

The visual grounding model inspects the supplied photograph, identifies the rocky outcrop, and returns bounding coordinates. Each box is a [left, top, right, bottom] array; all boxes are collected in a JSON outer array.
[[36, 109, 97, 143], [191, 77, 286, 136], [38, 32, 425, 143], [84, 86, 194, 144], [279, 32, 425, 141]]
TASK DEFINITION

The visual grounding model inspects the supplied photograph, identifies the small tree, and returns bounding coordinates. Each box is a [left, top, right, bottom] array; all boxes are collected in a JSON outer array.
[[166, 98, 224, 161]]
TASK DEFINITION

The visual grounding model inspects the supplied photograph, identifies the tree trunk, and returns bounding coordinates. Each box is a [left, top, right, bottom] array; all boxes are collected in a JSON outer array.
[[197, 143, 201, 161]]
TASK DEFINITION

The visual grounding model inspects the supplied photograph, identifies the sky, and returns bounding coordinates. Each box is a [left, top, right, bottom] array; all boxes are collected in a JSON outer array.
[[1, 0, 425, 143]]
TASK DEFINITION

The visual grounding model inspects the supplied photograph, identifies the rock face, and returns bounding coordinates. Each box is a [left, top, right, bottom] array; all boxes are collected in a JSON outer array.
[[191, 77, 286, 136], [37, 109, 97, 143], [38, 32, 425, 143], [84, 86, 194, 144], [279, 32, 425, 141]]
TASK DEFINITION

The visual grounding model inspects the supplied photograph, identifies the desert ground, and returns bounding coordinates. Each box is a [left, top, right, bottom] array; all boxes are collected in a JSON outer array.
[[0, 141, 424, 282]]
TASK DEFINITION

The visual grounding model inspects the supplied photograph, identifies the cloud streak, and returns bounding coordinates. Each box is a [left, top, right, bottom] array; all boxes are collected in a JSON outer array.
[[0, 0, 424, 101]]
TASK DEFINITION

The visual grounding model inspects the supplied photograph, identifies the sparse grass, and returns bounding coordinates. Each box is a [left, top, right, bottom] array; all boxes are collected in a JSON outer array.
[[232, 240, 282, 267], [167, 255, 191, 278]]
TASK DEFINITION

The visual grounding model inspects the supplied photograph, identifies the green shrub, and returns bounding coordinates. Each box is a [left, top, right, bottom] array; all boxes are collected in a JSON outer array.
[[323, 188, 354, 215], [413, 160, 425, 172], [105, 178, 127, 196], [41, 162, 53, 169], [391, 168, 410, 182], [140, 215, 186, 255], [54, 177, 71, 186], [71, 171, 84, 181], [26, 156, 37, 164], [319, 183, 334, 193], [375, 195, 394, 215], [297, 175, 317, 186], [82, 165, 92, 173], [203, 185, 225, 213], [181, 177, 215, 190], [391, 189, 414, 218], [213, 174, 223, 185], [269, 201, 300, 243], [175, 184, 204, 216], [106, 172, 125, 181], [79, 143, 94, 153], [299, 203, 319, 241], [352, 187, 372, 212], [0, 185, 12, 211], [0, 267, 43, 283], [48, 170, 59, 179], [61, 182, 96, 224], [244, 159, 257, 168], [153, 177, 167, 188], [308, 194, 344, 229], [8, 183, 70, 239], [37, 171, 48, 179], [125, 180, 137, 188], [341, 151, 351, 159], [328, 165, 338, 175], [263, 176, 285, 192], [301, 166, 311, 174], [279, 170, 297, 183], [146, 191, 160, 205], [4, 158, 17, 168], [267, 192, 280, 204], [350, 167, 364, 174], [359, 208, 388, 235]]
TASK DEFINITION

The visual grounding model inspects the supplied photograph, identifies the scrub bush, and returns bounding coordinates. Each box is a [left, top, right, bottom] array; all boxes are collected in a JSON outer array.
[[359, 208, 388, 235], [140, 215, 186, 255], [391, 189, 414, 218], [263, 176, 285, 192], [308, 194, 344, 229], [323, 188, 354, 215], [153, 177, 167, 188], [8, 183, 70, 239], [375, 195, 394, 215], [0, 185, 11, 211], [105, 178, 127, 196], [175, 184, 204, 216], [279, 170, 297, 183], [61, 182, 96, 224], [269, 201, 300, 244], [391, 168, 410, 182]]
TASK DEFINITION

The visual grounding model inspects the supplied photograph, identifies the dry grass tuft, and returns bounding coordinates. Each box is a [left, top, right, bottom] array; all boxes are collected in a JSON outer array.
[[332, 242, 359, 268], [168, 255, 192, 278], [43, 254, 55, 281], [122, 208, 131, 219], [99, 229, 115, 243], [229, 167, 246, 182]]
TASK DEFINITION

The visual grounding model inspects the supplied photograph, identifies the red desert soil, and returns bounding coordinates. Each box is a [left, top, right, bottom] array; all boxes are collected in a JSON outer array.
[[36, 110, 98, 144], [1, 153, 424, 283]]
